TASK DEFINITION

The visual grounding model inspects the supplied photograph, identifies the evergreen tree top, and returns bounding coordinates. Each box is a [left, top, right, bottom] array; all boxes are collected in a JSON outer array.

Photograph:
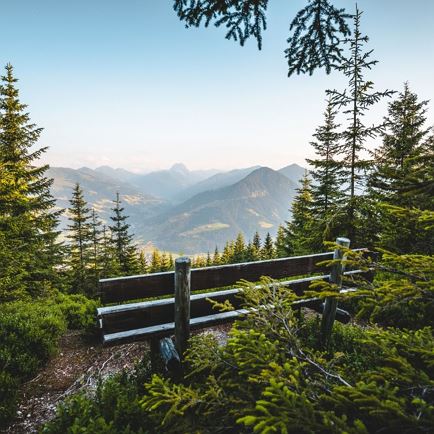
[[174, 0, 351, 77]]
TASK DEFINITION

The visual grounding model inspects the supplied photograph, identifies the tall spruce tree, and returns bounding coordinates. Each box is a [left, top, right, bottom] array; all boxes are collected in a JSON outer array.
[[306, 99, 344, 213], [283, 173, 315, 255], [306, 98, 345, 249], [109, 193, 139, 275], [66, 183, 93, 295], [369, 83, 431, 206], [369, 84, 433, 253], [138, 250, 148, 274], [0, 64, 62, 300], [326, 7, 394, 244], [149, 249, 162, 273], [261, 232, 275, 259], [212, 246, 221, 265], [274, 225, 288, 258], [233, 232, 246, 263]]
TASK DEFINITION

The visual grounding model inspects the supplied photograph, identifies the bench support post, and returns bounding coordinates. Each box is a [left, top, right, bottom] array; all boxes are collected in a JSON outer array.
[[174, 257, 191, 358], [321, 237, 350, 346]]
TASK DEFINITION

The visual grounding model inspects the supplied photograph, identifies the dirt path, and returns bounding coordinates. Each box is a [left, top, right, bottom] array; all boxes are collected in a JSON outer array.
[[3, 325, 231, 434], [3, 331, 149, 434]]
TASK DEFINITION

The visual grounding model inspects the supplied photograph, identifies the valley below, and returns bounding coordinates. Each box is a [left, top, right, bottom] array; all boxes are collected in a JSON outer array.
[[48, 162, 305, 254]]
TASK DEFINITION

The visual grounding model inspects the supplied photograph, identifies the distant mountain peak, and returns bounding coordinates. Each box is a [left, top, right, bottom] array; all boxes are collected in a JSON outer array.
[[170, 163, 189, 175]]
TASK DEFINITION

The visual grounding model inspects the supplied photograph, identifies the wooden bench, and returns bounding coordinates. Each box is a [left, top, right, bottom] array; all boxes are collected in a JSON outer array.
[[97, 243, 375, 356]]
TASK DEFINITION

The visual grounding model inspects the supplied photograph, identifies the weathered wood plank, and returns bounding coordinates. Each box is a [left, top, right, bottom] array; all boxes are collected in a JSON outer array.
[[99, 251, 336, 303], [174, 257, 191, 357], [321, 237, 351, 345], [102, 297, 351, 345], [98, 275, 325, 334], [98, 270, 370, 334]]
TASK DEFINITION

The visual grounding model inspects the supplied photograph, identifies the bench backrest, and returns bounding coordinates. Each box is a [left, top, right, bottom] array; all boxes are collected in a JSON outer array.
[[99, 251, 338, 304]]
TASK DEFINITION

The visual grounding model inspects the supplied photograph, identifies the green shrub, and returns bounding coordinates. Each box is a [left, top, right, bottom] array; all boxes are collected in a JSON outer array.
[[0, 300, 67, 426], [0, 293, 98, 427], [42, 365, 153, 434], [0, 372, 18, 426], [52, 292, 98, 332]]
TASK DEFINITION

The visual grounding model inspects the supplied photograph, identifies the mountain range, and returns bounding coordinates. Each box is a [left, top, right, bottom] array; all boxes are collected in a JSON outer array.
[[48, 162, 306, 254]]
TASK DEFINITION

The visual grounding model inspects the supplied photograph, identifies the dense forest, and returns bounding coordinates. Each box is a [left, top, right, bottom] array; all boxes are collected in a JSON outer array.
[[1, 5, 433, 434]]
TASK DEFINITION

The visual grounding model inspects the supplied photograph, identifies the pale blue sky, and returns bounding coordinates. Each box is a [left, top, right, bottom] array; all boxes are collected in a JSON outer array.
[[2, 0, 433, 171]]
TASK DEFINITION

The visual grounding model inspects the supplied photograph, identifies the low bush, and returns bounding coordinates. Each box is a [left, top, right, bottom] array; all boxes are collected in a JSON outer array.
[[52, 292, 98, 332], [42, 363, 153, 434], [0, 300, 66, 425], [0, 293, 98, 427]]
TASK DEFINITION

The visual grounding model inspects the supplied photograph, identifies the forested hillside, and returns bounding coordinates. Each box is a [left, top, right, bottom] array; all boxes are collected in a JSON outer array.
[[48, 164, 304, 253]]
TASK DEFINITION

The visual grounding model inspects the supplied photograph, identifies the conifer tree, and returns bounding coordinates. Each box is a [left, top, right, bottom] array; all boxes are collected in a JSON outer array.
[[245, 239, 261, 262], [0, 64, 62, 300], [221, 241, 234, 264], [261, 232, 275, 259], [369, 84, 433, 253], [174, 0, 351, 77], [212, 246, 221, 265], [250, 231, 262, 260], [109, 193, 139, 275], [206, 252, 212, 266], [99, 225, 119, 278], [160, 252, 173, 272], [326, 7, 394, 243], [233, 232, 246, 263], [283, 173, 315, 255], [168, 253, 174, 270], [369, 83, 431, 206], [306, 99, 344, 213], [274, 225, 288, 258], [138, 251, 148, 274], [149, 249, 162, 273], [66, 183, 93, 295], [244, 241, 255, 262], [252, 231, 261, 252]]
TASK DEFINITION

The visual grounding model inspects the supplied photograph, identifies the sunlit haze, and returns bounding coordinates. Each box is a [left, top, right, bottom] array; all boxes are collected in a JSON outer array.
[[2, 0, 434, 172]]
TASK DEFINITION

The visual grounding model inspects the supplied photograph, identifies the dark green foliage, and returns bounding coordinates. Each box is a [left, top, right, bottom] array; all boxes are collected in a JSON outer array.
[[99, 225, 120, 278], [53, 292, 98, 332], [369, 83, 431, 206], [42, 363, 153, 434], [90, 209, 103, 288], [0, 294, 98, 426], [0, 300, 67, 426], [286, 0, 351, 76], [356, 250, 434, 329], [233, 232, 246, 262], [0, 64, 62, 301], [283, 172, 316, 255], [274, 225, 288, 258], [174, 0, 351, 76], [326, 8, 394, 244], [174, 0, 268, 49], [306, 99, 345, 249], [369, 83, 433, 254], [261, 231, 275, 259], [109, 193, 139, 275], [66, 183, 94, 295]]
